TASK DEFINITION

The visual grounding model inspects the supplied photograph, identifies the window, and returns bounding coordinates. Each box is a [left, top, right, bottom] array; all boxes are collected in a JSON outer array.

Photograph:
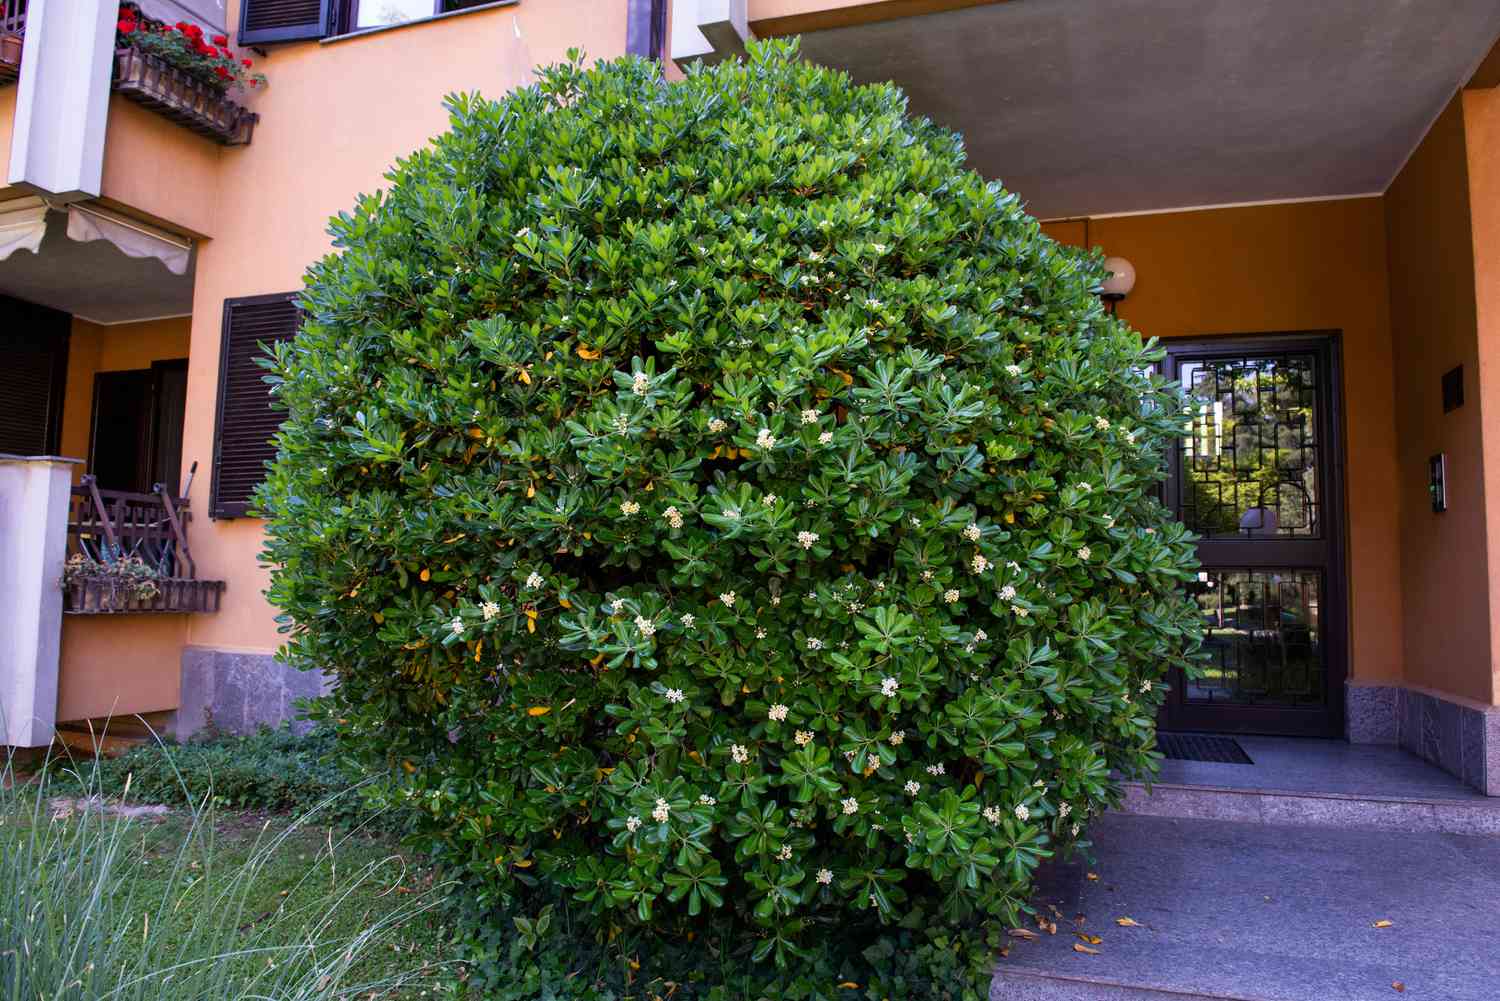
[[0, 296, 70, 457], [238, 0, 495, 45], [340, 0, 491, 32], [210, 293, 300, 519]]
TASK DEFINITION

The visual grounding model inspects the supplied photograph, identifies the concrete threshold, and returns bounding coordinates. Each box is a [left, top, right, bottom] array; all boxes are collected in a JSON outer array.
[[1119, 779, 1500, 836]]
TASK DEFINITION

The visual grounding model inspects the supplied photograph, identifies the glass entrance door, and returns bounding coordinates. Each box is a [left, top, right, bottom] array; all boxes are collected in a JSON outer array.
[[1162, 336, 1347, 737]]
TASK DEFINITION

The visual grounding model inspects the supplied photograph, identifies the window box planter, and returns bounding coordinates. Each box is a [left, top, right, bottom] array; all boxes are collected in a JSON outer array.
[[112, 47, 258, 146], [63, 575, 225, 615], [0, 33, 20, 85]]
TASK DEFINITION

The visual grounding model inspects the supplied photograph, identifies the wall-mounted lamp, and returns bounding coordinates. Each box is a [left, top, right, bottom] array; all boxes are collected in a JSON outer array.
[[1100, 256, 1136, 315]]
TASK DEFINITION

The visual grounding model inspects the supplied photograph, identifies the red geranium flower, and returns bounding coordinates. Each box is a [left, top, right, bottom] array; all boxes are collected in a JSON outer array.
[[214, 65, 231, 79], [242, 58, 252, 67], [117, 18, 136, 33], [211, 34, 228, 46]]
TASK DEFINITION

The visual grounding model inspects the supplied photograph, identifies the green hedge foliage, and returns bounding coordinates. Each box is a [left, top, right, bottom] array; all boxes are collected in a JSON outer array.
[[259, 40, 1201, 994]]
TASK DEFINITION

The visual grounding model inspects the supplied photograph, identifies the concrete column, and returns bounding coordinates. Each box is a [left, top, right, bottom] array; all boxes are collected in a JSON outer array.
[[7, 0, 117, 201], [0, 455, 80, 747]]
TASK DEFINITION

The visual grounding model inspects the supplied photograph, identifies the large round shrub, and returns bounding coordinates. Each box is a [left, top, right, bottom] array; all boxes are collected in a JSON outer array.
[[261, 41, 1200, 990]]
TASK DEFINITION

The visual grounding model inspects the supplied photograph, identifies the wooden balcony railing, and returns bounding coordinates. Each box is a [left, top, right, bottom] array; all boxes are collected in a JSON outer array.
[[64, 473, 225, 615], [0, 1, 24, 85]]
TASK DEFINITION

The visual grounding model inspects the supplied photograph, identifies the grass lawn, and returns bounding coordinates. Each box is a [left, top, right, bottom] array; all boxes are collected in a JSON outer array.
[[123, 808, 455, 998], [3, 773, 458, 1001]]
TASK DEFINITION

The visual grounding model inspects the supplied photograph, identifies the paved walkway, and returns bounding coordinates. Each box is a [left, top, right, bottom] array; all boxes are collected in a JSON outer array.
[[992, 810, 1500, 1000]]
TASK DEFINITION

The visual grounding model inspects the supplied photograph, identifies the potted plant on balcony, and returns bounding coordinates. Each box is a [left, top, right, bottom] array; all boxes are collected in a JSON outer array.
[[0, 31, 20, 71], [112, 5, 266, 145], [60, 552, 164, 614]]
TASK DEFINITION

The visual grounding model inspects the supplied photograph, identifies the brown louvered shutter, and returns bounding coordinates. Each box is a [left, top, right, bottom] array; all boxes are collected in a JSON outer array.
[[0, 298, 70, 456], [211, 293, 300, 518], [238, 0, 332, 45]]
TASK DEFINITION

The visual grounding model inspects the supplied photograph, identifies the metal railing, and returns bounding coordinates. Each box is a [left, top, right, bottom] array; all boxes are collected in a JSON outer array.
[[0, 0, 25, 37], [63, 472, 225, 614]]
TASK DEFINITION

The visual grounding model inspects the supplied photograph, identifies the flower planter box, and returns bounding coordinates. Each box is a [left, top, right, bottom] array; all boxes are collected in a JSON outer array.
[[64, 576, 225, 615], [0, 32, 20, 86], [112, 47, 257, 146]]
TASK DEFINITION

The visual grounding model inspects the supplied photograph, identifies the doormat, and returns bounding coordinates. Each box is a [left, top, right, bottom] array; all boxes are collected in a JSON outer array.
[[1156, 733, 1253, 764]]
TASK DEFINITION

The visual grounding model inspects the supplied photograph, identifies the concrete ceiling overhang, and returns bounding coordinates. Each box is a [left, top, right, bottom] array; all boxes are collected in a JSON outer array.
[[781, 0, 1500, 219], [0, 210, 195, 324]]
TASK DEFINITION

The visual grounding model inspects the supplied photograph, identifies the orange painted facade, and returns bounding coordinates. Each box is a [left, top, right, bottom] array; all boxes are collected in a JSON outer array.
[[1, 0, 1497, 765]]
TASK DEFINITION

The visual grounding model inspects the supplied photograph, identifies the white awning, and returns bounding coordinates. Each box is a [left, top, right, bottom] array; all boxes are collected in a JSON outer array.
[[0, 197, 47, 263], [65, 203, 193, 276]]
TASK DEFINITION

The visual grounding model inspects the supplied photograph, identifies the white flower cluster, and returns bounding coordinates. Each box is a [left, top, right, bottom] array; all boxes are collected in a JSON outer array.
[[801, 409, 819, 424], [664, 688, 685, 704], [626, 815, 641, 833], [816, 868, 834, 885], [719, 591, 736, 608], [806, 637, 823, 650], [730, 744, 750, 764], [768, 703, 789, 722], [904, 780, 921, 796], [794, 730, 813, 746], [480, 601, 500, 621], [880, 677, 899, 697], [525, 572, 544, 590], [755, 428, 776, 450], [983, 806, 1002, 824], [963, 523, 981, 542], [663, 506, 684, 529], [707, 417, 727, 433], [634, 615, 656, 637], [889, 730, 905, 746], [841, 797, 859, 815], [680, 613, 695, 629], [797, 530, 820, 550], [971, 554, 992, 575], [1077, 546, 1091, 560], [620, 499, 639, 516], [449, 617, 465, 636], [699, 794, 716, 806], [632, 371, 649, 396], [926, 762, 945, 776], [652, 798, 670, 823], [1005, 364, 1023, 377], [818, 431, 834, 445], [943, 589, 960, 604]]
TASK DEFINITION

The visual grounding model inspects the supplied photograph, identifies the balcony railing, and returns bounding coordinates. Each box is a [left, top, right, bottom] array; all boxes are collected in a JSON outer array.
[[64, 473, 225, 615], [0, 1, 24, 85]]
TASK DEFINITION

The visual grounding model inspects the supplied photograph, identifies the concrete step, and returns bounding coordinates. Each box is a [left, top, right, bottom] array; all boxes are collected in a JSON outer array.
[[992, 814, 1500, 1001], [1118, 780, 1500, 837]]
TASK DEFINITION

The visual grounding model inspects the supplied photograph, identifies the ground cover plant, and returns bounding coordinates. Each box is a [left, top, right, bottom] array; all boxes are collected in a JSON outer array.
[[259, 39, 1202, 996]]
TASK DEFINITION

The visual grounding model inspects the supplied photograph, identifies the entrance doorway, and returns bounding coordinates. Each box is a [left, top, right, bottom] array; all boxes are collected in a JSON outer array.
[[88, 359, 189, 495], [1161, 334, 1347, 738]]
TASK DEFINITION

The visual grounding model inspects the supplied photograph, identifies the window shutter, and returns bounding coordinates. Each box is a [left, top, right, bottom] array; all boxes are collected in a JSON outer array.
[[0, 299, 70, 457], [238, 0, 332, 45], [211, 293, 300, 519]]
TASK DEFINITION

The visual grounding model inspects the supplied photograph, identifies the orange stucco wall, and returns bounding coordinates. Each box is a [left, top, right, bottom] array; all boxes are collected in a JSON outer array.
[[164, 0, 634, 658], [1385, 95, 1490, 706], [1464, 83, 1500, 704], [98, 96, 220, 238], [54, 316, 193, 723], [1043, 198, 1405, 689], [57, 615, 186, 721]]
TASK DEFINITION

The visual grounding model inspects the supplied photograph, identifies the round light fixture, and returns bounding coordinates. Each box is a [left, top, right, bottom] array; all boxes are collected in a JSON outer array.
[[1101, 256, 1136, 299]]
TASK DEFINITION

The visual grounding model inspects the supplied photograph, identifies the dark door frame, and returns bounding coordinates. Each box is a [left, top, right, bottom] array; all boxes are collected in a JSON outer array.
[[86, 358, 189, 495], [1161, 331, 1350, 739]]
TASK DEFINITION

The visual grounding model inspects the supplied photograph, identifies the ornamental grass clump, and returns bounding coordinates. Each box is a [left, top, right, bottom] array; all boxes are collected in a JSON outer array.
[[259, 40, 1201, 993]]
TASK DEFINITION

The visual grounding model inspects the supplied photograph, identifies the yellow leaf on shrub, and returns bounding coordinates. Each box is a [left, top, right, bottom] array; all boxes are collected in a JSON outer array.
[[837, 982, 859, 990], [590, 653, 605, 666], [517, 368, 531, 385], [527, 706, 551, 716], [419, 568, 431, 581], [373, 612, 384, 624], [559, 598, 572, 609], [577, 345, 601, 360], [513, 859, 533, 868]]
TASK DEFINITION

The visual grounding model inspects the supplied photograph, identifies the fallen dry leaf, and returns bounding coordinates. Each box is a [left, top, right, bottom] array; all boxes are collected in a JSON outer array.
[[1007, 927, 1040, 941], [1116, 917, 1143, 927], [1392, 983, 1405, 993], [1036, 916, 1058, 935], [1086, 872, 1100, 881], [1073, 943, 1100, 955], [1075, 933, 1102, 945], [1373, 919, 1394, 929]]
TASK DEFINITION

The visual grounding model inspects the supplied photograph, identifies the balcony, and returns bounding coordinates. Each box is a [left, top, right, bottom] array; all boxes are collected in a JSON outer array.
[[63, 473, 225, 615], [1, 2, 259, 146], [0, 1, 22, 85]]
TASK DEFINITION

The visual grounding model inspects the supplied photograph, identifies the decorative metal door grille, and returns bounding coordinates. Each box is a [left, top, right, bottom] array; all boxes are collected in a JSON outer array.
[[1178, 353, 1320, 538], [1188, 569, 1323, 708]]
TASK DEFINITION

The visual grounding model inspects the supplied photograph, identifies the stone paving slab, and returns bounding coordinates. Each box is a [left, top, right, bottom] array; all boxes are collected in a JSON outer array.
[[993, 814, 1500, 1001]]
